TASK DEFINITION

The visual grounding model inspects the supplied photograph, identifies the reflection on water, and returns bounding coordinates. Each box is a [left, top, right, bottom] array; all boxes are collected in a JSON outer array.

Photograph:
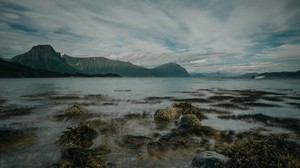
[[0, 77, 299, 167]]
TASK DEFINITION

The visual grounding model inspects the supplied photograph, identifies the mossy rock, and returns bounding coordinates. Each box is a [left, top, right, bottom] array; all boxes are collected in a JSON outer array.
[[180, 114, 201, 128], [65, 105, 87, 116], [154, 107, 180, 121]]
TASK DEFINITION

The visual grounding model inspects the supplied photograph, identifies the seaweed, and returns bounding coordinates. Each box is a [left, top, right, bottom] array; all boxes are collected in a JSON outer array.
[[243, 102, 281, 107], [0, 104, 35, 119], [0, 127, 37, 153], [21, 91, 56, 98], [221, 135, 300, 168], [58, 124, 97, 148], [212, 103, 249, 110], [208, 95, 235, 101], [173, 98, 212, 103], [218, 113, 300, 133], [118, 135, 152, 149], [123, 111, 149, 119]]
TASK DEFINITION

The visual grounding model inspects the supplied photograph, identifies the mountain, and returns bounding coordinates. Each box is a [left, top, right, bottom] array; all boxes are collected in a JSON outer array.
[[191, 72, 226, 77], [240, 73, 259, 78], [0, 58, 65, 77], [240, 71, 300, 78], [62, 55, 162, 77], [258, 71, 300, 78], [12, 45, 78, 73], [0, 58, 120, 78], [10, 44, 190, 77], [151, 63, 190, 77]]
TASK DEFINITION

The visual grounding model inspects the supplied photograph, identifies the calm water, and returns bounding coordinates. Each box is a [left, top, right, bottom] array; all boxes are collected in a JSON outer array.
[[0, 77, 299, 167]]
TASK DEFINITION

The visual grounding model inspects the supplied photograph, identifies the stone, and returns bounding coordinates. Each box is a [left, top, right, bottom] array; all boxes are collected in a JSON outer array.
[[154, 107, 180, 121], [172, 102, 193, 109], [180, 114, 201, 128], [190, 151, 229, 168]]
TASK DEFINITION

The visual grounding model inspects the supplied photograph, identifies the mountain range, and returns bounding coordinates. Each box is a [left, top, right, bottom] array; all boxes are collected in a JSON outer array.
[[1, 44, 299, 78], [9, 45, 190, 77]]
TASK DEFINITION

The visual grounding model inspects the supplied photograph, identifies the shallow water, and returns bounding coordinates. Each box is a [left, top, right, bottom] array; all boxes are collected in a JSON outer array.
[[0, 77, 299, 167]]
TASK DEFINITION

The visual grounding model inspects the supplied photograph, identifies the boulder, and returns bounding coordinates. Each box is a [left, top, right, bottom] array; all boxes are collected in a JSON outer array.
[[173, 102, 207, 120], [65, 105, 87, 116], [190, 151, 229, 168], [154, 107, 180, 121], [180, 114, 201, 128]]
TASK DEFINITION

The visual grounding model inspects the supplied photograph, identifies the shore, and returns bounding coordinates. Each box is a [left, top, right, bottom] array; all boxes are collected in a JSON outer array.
[[0, 88, 300, 167]]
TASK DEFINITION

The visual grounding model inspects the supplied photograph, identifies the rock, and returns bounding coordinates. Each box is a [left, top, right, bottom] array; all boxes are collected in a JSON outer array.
[[173, 102, 207, 120], [154, 107, 180, 121], [180, 114, 201, 128], [190, 151, 229, 168], [65, 105, 87, 116], [181, 108, 208, 120], [172, 102, 193, 109]]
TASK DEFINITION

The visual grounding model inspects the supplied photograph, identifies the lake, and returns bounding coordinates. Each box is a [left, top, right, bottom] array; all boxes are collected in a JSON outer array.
[[0, 77, 299, 167]]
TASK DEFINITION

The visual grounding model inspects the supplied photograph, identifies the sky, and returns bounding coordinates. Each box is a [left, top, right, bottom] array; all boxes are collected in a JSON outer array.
[[0, 0, 300, 73]]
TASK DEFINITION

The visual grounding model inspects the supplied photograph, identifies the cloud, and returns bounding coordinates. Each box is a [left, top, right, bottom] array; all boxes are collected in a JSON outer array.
[[0, 0, 299, 73]]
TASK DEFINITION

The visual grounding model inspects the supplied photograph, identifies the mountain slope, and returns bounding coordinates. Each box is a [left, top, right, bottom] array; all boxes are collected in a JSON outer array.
[[151, 63, 190, 77], [12, 45, 78, 73], [62, 55, 162, 77], [0, 58, 65, 77]]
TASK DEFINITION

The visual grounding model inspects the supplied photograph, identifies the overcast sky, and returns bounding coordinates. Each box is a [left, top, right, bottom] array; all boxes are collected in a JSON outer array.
[[0, 0, 299, 73]]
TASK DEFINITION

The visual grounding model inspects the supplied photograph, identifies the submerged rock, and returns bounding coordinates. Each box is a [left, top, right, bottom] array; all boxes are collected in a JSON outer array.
[[180, 114, 201, 128], [154, 107, 180, 121], [190, 151, 229, 168]]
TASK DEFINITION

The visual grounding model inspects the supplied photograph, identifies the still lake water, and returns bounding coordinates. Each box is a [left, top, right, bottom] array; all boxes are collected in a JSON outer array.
[[0, 77, 299, 167]]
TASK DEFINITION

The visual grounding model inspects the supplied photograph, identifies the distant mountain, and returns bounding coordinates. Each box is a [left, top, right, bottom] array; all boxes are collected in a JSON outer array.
[[151, 63, 190, 77], [190, 73, 205, 77], [12, 45, 78, 73], [240, 71, 300, 78], [240, 73, 259, 78], [191, 72, 226, 77], [259, 71, 300, 78], [62, 55, 162, 77]]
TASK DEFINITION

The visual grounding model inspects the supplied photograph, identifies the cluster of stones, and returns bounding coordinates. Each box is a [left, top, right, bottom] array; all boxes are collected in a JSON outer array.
[[154, 102, 228, 167]]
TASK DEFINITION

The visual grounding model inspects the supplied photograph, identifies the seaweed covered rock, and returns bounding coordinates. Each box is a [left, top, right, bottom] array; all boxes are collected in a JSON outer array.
[[180, 114, 201, 128], [58, 124, 97, 148], [154, 107, 180, 121], [173, 102, 207, 120], [154, 102, 207, 122], [65, 105, 87, 116], [222, 135, 300, 167], [190, 151, 229, 168], [172, 102, 193, 109]]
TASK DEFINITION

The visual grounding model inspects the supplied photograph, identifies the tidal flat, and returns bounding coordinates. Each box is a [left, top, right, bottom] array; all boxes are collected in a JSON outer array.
[[0, 78, 299, 167]]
